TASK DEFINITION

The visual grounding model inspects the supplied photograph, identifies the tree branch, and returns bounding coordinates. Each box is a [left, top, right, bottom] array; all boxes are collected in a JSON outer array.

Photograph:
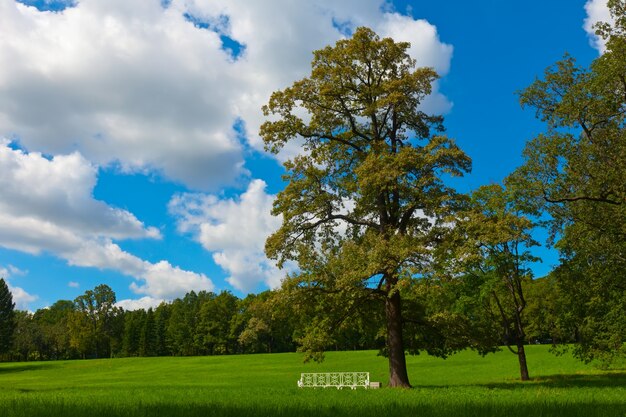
[[398, 204, 420, 234], [298, 131, 364, 153], [300, 213, 379, 231], [543, 192, 621, 205]]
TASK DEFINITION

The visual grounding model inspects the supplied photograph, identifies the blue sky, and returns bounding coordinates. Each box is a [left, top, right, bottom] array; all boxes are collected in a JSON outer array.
[[0, 0, 608, 310]]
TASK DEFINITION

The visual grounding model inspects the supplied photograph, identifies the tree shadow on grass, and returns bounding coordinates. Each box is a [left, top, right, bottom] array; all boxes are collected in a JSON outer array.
[[412, 371, 626, 390], [479, 371, 626, 390], [0, 363, 59, 375]]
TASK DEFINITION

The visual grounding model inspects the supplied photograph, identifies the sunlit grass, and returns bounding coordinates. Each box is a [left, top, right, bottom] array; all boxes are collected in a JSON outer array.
[[0, 345, 624, 417]]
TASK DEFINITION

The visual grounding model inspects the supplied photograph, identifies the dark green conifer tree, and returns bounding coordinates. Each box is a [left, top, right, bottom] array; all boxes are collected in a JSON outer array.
[[0, 278, 16, 356]]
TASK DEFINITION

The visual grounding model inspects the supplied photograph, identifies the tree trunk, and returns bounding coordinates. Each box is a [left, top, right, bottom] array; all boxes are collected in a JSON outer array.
[[385, 290, 411, 388], [517, 342, 530, 381], [512, 299, 529, 381]]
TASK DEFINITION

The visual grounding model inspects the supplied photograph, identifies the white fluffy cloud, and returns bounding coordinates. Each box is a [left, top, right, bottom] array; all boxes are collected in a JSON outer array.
[[117, 296, 164, 311], [0, 142, 214, 299], [169, 179, 282, 292], [7, 285, 38, 310], [0, 0, 455, 297], [0, 0, 454, 190], [0, 0, 245, 190], [0, 140, 160, 250], [0, 264, 37, 310], [0, 140, 158, 252], [130, 260, 215, 298], [584, 0, 612, 53]]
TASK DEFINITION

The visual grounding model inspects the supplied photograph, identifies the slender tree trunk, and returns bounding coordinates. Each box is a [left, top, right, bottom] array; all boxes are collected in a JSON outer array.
[[517, 342, 530, 381], [385, 290, 411, 388], [513, 296, 529, 381]]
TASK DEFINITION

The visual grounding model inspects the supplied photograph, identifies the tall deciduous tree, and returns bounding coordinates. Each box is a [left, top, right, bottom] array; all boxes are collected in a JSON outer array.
[[454, 184, 539, 381], [34, 300, 74, 360], [0, 278, 16, 356], [514, 0, 626, 364], [69, 284, 121, 358], [261, 27, 470, 387]]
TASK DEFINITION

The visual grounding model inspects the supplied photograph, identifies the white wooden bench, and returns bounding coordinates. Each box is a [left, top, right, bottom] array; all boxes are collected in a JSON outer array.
[[297, 372, 370, 389]]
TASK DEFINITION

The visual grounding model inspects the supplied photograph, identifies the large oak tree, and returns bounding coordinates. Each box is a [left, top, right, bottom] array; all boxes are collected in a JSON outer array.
[[261, 27, 470, 387]]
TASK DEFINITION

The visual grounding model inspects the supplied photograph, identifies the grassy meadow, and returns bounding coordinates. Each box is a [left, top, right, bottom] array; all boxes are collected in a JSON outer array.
[[0, 345, 625, 417]]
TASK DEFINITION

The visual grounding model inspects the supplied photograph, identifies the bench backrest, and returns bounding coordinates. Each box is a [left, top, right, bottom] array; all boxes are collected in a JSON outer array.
[[298, 372, 369, 388]]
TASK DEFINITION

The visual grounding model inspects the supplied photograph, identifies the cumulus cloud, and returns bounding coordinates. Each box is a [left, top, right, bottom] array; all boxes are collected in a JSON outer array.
[[0, 140, 159, 253], [0, 142, 213, 299], [66, 239, 215, 298], [0, 0, 454, 189], [0, 140, 160, 248], [584, 0, 612, 53], [0, 0, 245, 190], [169, 179, 283, 292], [117, 296, 164, 311], [0, 264, 37, 310], [8, 285, 38, 310], [0, 0, 455, 297], [130, 260, 214, 298]]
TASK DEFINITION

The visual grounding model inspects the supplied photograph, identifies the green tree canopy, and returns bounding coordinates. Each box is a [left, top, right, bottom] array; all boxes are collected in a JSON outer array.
[[452, 184, 540, 380], [0, 278, 16, 356], [261, 27, 471, 387], [514, 0, 626, 364], [69, 284, 121, 359]]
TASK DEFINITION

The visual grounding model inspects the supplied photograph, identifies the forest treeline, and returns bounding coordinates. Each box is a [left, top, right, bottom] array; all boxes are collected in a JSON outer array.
[[4, 285, 293, 361], [2, 277, 564, 362]]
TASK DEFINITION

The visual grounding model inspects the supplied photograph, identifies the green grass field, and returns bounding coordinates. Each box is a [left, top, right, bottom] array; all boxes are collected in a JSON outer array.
[[0, 345, 625, 417]]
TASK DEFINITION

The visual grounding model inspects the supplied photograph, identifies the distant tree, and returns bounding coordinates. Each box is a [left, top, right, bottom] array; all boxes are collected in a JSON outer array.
[[69, 284, 121, 358], [196, 291, 238, 355], [153, 303, 170, 356], [139, 308, 156, 357], [33, 300, 75, 360], [261, 27, 470, 387], [453, 184, 540, 380], [230, 294, 258, 354], [522, 275, 573, 346], [0, 278, 16, 357], [514, 0, 626, 365], [237, 291, 296, 354], [12, 311, 40, 361], [122, 309, 144, 357], [68, 309, 94, 359], [167, 291, 203, 356]]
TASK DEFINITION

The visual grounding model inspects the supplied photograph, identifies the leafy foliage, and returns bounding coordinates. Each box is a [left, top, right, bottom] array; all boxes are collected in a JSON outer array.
[[514, 0, 626, 365], [68, 284, 121, 359], [448, 184, 540, 380], [261, 27, 471, 387], [2, 286, 301, 361]]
